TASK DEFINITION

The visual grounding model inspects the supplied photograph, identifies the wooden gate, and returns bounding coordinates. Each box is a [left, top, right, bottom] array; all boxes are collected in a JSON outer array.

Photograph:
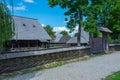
[[91, 38, 104, 53]]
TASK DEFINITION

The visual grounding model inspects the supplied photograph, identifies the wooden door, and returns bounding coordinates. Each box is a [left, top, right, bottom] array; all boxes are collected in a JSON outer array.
[[91, 38, 104, 53]]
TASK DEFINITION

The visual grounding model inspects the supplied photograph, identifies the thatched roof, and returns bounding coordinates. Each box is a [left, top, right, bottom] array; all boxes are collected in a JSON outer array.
[[12, 16, 51, 42], [67, 28, 89, 44], [54, 34, 71, 43], [54, 34, 62, 43], [67, 37, 88, 44], [98, 27, 112, 33], [58, 35, 71, 43]]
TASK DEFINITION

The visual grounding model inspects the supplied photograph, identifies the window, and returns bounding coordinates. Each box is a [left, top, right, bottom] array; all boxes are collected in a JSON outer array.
[[23, 24, 26, 26], [33, 25, 36, 28]]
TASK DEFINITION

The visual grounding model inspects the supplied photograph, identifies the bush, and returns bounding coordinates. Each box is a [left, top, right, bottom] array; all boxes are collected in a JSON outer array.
[[110, 39, 120, 44]]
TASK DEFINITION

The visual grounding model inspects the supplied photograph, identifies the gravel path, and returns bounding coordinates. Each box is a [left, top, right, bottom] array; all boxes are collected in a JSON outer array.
[[6, 52, 120, 80]]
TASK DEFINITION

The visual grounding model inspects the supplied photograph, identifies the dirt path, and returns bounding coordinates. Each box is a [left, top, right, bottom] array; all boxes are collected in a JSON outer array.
[[4, 52, 120, 80]]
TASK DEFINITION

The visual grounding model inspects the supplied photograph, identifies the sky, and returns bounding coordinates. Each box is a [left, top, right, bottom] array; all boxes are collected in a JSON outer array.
[[7, 0, 73, 35]]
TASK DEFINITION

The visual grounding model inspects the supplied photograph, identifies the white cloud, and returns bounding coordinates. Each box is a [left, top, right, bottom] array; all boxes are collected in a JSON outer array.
[[53, 26, 73, 36], [53, 26, 79, 36], [43, 25, 78, 36], [53, 26, 70, 33], [41, 24, 46, 27], [24, 0, 34, 3], [7, 4, 26, 11]]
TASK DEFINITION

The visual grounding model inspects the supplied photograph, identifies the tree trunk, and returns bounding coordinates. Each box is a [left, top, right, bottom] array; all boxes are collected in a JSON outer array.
[[77, 24, 81, 46], [77, 11, 82, 46], [89, 33, 93, 54]]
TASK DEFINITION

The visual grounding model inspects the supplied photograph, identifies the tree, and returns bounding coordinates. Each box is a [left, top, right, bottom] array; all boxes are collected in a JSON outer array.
[[48, 0, 89, 46], [44, 25, 56, 39], [0, 0, 14, 52], [107, 0, 120, 40], [60, 30, 68, 36], [84, 0, 120, 40], [48, 0, 120, 43], [74, 32, 78, 37], [83, 0, 116, 38], [82, 0, 106, 37]]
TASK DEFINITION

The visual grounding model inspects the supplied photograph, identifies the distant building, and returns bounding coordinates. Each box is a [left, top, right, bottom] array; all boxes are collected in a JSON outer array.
[[6, 16, 51, 49], [54, 34, 71, 44], [67, 28, 89, 46]]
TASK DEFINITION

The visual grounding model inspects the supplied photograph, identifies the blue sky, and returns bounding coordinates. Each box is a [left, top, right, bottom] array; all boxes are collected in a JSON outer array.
[[7, 0, 80, 36], [7, 0, 67, 27]]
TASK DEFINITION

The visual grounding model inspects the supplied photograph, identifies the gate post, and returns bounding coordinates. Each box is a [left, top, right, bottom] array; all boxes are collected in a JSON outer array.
[[98, 27, 112, 53]]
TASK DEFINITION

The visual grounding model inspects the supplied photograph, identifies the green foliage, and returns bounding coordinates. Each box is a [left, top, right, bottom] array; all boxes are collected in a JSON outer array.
[[110, 40, 120, 44], [0, 1, 14, 52], [107, 0, 120, 40], [60, 30, 68, 36], [83, 17, 98, 34], [48, 0, 89, 46], [44, 25, 56, 39], [49, 0, 88, 30], [83, 0, 107, 37], [48, 0, 120, 41], [103, 71, 120, 80], [74, 32, 78, 37], [83, 0, 120, 39], [108, 34, 113, 43], [108, 35, 120, 44]]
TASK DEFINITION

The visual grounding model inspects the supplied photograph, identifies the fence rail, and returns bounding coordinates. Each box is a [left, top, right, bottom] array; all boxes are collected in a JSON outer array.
[[1, 43, 71, 53], [0, 46, 90, 60]]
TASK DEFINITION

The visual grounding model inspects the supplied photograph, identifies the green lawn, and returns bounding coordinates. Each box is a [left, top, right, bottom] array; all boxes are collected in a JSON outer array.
[[103, 71, 120, 80]]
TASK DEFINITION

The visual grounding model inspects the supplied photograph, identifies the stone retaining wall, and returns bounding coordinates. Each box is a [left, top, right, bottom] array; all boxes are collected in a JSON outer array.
[[0, 44, 119, 74], [109, 44, 120, 51], [0, 46, 90, 74]]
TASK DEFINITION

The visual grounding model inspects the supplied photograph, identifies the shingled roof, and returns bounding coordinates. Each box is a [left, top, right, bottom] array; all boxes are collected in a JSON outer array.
[[12, 16, 51, 42], [67, 28, 89, 44], [67, 37, 89, 44], [54, 34, 71, 43], [98, 27, 112, 33], [58, 35, 71, 43]]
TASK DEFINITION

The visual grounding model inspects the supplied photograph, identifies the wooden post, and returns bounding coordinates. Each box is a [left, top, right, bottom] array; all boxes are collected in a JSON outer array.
[[17, 41, 20, 51], [102, 32, 109, 52], [28, 41, 30, 50], [90, 34, 92, 55], [37, 40, 39, 50], [11, 41, 14, 51], [105, 34, 109, 52], [12, 43, 14, 49]]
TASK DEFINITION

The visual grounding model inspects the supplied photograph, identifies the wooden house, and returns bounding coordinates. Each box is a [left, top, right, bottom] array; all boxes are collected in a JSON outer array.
[[52, 34, 71, 47], [54, 34, 71, 44], [67, 28, 89, 46], [6, 16, 51, 49]]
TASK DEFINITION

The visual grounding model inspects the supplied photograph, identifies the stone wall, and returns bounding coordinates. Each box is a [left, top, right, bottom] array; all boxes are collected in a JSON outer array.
[[0, 44, 119, 74], [109, 44, 120, 51], [0, 46, 90, 74]]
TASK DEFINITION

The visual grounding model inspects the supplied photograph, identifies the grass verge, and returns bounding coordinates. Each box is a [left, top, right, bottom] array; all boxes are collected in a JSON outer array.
[[102, 71, 120, 80]]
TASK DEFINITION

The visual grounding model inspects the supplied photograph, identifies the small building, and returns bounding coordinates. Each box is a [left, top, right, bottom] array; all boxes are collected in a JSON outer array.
[[53, 34, 71, 47], [54, 34, 71, 44], [98, 26, 112, 52], [67, 37, 89, 46], [67, 28, 89, 46], [91, 26, 112, 53], [6, 16, 51, 49]]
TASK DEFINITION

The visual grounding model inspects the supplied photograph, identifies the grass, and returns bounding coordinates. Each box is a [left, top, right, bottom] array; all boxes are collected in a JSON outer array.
[[41, 56, 90, 70], [102, 71, 120, 80]]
